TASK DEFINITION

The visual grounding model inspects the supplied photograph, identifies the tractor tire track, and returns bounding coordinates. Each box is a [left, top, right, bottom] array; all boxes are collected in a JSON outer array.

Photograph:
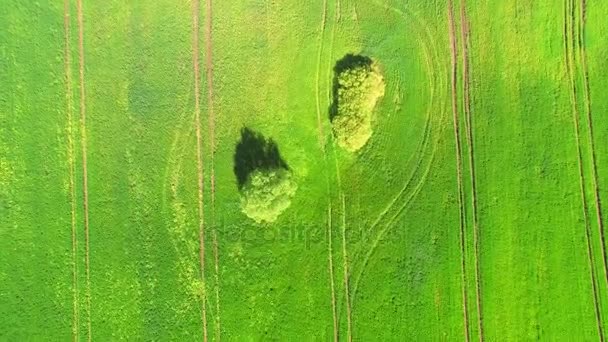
[[212, 230, 220, 341], [315, 0, 340, 340], [448, 1, 471, 341], [349, 0, 449, 314], [352, 0, 444, 259], [314, 0, 328, 149], [327, 102, 352, 339], [351, 134, 442, 299], [349, 10, 451, 298], [577, 0, 608, 290], [359, 1, 438, 237], [192, 0, 209, 340], [458, 2, 484, 340], [339, 194, 353, 342], [563, 0, 604, 339], [203, 0, 221, 338], [76, 0, 92, 339], [349, 9, 451, 296], [326, 132, 352, 341], [326, 203, 339, 342], [324, 3, 352, 338], [63, 0, 79, 339]]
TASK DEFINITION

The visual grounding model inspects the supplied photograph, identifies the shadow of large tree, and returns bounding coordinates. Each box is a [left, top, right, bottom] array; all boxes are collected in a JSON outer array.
[[233, 127, 289, 190]]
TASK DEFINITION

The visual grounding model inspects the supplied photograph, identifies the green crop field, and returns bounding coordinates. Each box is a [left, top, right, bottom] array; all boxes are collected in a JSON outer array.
[[1, 0, 607, 340]]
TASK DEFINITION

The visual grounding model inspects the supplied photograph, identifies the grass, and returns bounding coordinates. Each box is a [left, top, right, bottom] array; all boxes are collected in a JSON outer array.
[[1, 0, 607, 340]]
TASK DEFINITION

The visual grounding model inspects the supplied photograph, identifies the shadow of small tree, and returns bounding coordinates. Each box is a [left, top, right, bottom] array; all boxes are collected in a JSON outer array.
[[234, 127, 289, 190], [329, 54, 374, 121]]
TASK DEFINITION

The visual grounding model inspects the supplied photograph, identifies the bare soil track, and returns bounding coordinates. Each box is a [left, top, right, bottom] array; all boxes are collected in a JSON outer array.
[[448, 1, 471, 341], [458, 1, 484, 340], [563, 0, 604, 339], [204, 0, 222, 338], [192, 0, 209, 339], [76, 0, 92, 339], [576, 0, 608, 291], [63, 0, 79, 339]]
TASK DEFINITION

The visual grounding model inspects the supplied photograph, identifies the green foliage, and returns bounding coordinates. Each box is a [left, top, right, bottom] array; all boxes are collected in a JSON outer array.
[[332, 60, 385, 152], [240, 168, 297, 224]]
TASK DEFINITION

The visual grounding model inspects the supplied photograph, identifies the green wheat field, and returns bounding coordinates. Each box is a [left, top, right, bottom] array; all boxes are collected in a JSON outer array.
[[1, 0, 607, 340]]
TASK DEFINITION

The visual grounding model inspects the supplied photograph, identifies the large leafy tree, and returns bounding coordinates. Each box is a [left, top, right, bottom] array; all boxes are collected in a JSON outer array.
[[331, 56, 385, 152], [240, 168, 297, 224]]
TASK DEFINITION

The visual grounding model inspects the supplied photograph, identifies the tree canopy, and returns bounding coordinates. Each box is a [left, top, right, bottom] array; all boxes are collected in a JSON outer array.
[[240, 168, 297, 224], [331, 56, 385, 152]]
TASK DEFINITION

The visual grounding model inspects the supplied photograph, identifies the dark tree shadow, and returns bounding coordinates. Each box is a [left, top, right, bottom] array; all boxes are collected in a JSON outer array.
[[329, 54, 374, 121], [233, 127, 289, 189]]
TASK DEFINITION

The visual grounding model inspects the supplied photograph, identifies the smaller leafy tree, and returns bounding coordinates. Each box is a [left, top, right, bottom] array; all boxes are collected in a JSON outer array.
[[331, 56, 385, 152], [240, 168, 297, 224]]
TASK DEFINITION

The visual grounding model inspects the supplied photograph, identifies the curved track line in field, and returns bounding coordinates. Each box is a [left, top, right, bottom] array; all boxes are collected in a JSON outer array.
[[203, 0, 222, 338], [350, 111, 445, 302], [355, 0, 443, 247], [192, 0, 209, 340], [563, 0, 604, 339], [350, 56, 434, 300], [315, 0, 340, 339], [349, 3, 453, 295], [76, 1, 92, 339], [577, 0, 608, 290], [350, 26, 450, 300], [458, 2, 484, 340], [348, 1, 436, 274], [349, 0, 449, 312], [63, 1, 79, 339], [448, 1, 471, 341]]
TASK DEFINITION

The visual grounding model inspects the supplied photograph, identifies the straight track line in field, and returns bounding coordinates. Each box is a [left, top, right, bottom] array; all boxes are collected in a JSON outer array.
[[314, 0, 340, 339], [327, 203, 339, 342], [563, 0, 604, 339], [212, 230, 220, 341], [448, 2, 471, 341], [340, 194, 353, 342], [314, 0, 328, 149], [76, 0, 92, 340], [63, 1, 79, 339], [324, 2, 353, 338], [576, 0, 608, 291], [203, 0, 221, 338], [329, 138, 352, 341], [325, 4, 339, 339], [458, 1, 484, 340], [192, 0, 209, 340]]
